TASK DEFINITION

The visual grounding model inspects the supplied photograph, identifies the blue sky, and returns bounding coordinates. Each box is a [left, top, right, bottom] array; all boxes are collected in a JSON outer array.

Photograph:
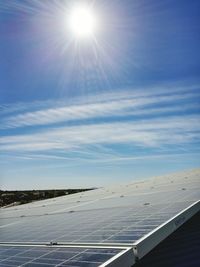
[[0, 0, 200, 190]]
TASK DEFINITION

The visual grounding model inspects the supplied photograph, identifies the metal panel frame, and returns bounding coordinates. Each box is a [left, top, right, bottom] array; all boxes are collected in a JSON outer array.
[[0, 242, 132, 248], [100, 247, 134, 267], [133, 200, 200, 259]]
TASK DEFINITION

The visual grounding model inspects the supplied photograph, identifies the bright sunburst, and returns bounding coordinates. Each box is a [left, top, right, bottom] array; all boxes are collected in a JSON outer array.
[[68, 4, 98, 39]]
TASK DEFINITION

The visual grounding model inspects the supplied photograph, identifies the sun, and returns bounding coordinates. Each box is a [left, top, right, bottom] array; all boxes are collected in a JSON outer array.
[[68, 4, 98, 39]]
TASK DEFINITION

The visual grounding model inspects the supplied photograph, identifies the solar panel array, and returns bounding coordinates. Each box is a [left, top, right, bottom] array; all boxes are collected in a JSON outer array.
[[0, 169, 200, 266], [0, 245, 128, 267]]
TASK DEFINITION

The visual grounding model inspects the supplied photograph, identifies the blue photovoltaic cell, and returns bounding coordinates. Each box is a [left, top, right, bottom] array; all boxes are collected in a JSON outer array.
[[0, 246, 125, 267]]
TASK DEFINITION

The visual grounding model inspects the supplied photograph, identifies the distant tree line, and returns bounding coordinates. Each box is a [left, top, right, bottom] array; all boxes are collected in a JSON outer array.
[[0, 188, 93, 207]]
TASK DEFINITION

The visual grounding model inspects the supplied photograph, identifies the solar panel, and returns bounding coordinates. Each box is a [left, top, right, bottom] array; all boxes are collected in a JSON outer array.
[[0, 169, 200, 266], [0, 245, 134, 267], [0, 202, 193, 243]]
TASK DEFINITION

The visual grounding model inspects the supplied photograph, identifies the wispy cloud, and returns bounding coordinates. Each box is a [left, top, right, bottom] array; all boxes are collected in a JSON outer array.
[[1, 83, 200, 129], [1, 115, 200, 152], [1, 82, 200, 163]]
